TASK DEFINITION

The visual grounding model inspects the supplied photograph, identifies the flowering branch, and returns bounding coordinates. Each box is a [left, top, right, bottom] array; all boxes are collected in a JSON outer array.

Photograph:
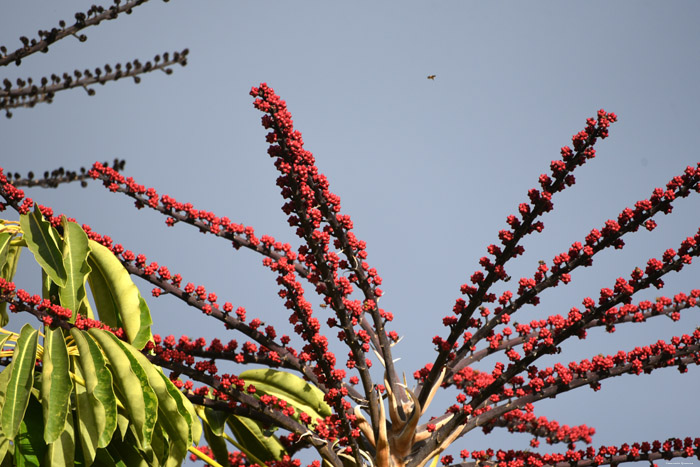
[[3, 77, 700, 467], [442, 164, 700, 380], [418, 111, 618, 408], [457, 291, 699, 371], [447, 438, 699, 467], [411, 226, 700, 464]]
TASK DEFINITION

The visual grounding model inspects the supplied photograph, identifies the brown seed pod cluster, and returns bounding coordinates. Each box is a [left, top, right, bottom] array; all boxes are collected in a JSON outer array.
[[0, 0, 184, 118], [9, 158, 126, 189]]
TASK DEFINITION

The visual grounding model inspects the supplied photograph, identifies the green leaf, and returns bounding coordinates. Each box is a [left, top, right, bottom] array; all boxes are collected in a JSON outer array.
[[19, 206, 66, 287], [227, 415, 286, 463], [15, 395, 45, 467], [106, 425, 149, 467], [1, 324, 39, 440], [0, 365, 14, 464], [116, 411, 130, 442], [87, 329, 157, 449], [148, 423, 169, 466], [70, 329, 117, 448], [41, 269, 58, 304], [0, 334, 12, 357], [0, 437, 10, 466], [157, 371, 199, 446], [0, 240, 22, 327], [0, 233, 11, 267], [239, 368, 332, 424], [93, 447, 128, 467], [124, 347, 190, 466], [72, 360, 99, 467], [166, 375, 201, 446], [41, 327, 72, 443], [0, 364, 13, 409], [134, 296, 153, 350], [44, 407, 74, 466], [199, 414, 229, 467], [86, 240, 152, 348], [59, 218, 91, 323], [200, 405, 228, 437], [195, 402, 229, 464]]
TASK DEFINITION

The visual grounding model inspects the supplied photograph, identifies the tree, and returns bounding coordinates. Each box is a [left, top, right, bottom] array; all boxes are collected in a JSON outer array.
[[1, 2, 699, 467]]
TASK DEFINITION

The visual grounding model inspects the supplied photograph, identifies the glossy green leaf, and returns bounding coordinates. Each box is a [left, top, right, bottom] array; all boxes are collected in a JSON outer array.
[[86, 240, 152, 349], [88, 329, 157, 449], [0, 364, 13, 411], [72, 360, 99, 466], [240, 368, 332, 424], [148, 423, 169, 466], [0, 437, 9, 466], [227, 415, 286, 463], [15, 395, 45, 467], [20, 206, 66, 287], [41, 327, 72, 443], [124, 347, 189, 466], [0, 241, 21, 327], [44, 407, 74, 466], [116, 410, 130, 442], [70, 329, 117, 448], [134, 296, 152, 350], [2, 324, 39, 440], [0, 334, 12, 357], [0, 233, 11, 267], [199, 414, 229, 467], [195, 402, 229, 464], [106, 426, 149, 467], [166, 374, 201, 446], [94, 447, 128, 467], [0, 365, 13, 464], [200, 405, 227, 437], [0, 239, 21, 281], [59, 218, 91, 323]]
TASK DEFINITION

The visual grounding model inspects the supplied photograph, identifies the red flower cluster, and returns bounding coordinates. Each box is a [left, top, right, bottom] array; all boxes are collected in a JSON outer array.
[[4, 85, 700, 467]]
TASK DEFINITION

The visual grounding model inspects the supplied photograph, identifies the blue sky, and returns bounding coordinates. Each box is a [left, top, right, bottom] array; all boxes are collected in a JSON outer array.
[[2, 2, 700, 464]]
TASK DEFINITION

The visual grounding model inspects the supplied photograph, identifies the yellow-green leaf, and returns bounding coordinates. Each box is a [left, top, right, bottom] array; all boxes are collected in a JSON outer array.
[[0, 334, 12, 358], [0, 365, 13, 464], [200, 406, 227, 437], [20, 206, 66, 287], [70, 329, 117, 448], [72, 361, 99, 466], [124, 347, 190, 465], [0, 234, 11, 278], [59, 218, 91, 323], [88, 329, 157, 449], [41, 327, 72, 443], [106, 425, 149, 467], [148, 423, 169, 466], [158, 371, 198, 446], [0, 437, 9, 466], [1, 324, 39, 440], [167, 376, 201, 446], [94, 447, 128, 467], [240, 368, 332, 424], [199, 413, 229, 467], [86, 240, 152, 348], [227, 415, 286, 463], [0, 240, 22, 327], [15, 395, 45, 467], [44, 409, 74, 466]]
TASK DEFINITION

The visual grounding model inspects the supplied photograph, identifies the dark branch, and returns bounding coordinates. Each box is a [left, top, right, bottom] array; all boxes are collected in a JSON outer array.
[[0, 0, 155, 67], [1, 50, 188, 117]]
